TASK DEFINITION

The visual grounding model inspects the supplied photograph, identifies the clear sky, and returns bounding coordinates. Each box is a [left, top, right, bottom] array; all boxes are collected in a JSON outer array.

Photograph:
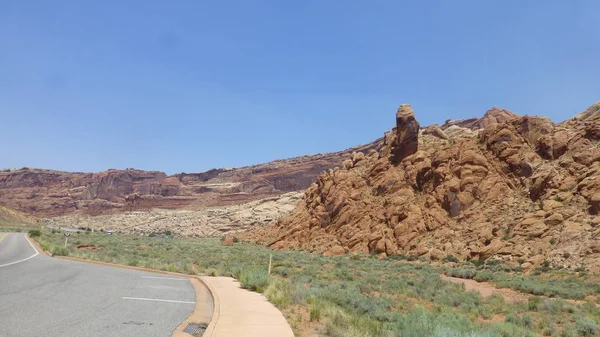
[[1, 1, 599, 174]]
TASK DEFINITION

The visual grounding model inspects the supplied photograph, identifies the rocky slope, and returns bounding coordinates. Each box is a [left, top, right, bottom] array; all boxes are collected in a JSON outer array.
[[0, 205, 37, 226], [0, 141, 379, 217], [43, 192, 302, 237], [244, 102, 600, 270]]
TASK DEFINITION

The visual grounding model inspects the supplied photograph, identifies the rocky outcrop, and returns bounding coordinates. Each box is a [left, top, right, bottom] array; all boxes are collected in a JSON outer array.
[[572, 102, 600, 121], [43, 192, 303, 237], [393, 104, 420, 162], [442, 107, 518, 131], [244, 102, 600, 270]]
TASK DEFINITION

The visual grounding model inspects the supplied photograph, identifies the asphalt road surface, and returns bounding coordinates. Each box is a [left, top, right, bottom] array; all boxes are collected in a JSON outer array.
[[0, 233, 196, 337]]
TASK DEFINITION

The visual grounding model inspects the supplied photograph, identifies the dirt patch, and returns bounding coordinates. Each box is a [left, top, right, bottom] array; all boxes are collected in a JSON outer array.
[[479, 314, 506, 323], [442, 275, 527, 303], [76, 244, 99, 252], [280, 304, 325, 337]]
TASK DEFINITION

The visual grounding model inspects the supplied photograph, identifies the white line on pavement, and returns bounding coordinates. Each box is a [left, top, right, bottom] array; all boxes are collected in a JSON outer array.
[[122, 296, 196, 304], [140, 276, 188, 281], [0, 234, 40, 268], [24, 233, 39, 254]]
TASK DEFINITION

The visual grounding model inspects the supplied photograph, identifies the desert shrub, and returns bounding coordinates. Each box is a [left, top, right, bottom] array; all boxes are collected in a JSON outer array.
[[443, 255, 459, 263], [528, 296, 541, 311], [468, 259, 485, 268], [474, 271, 494, 282], [576, 317, 598, 336], [479, 304, 494, 319], [264, 277, 292, 308], [239, 266, 270, 292], [491, 322, 536, 337], [51, 246, 69, 256], [383, 306, 522, 337], [309, 303, 322, 322], [446, 268, 476, 279], [28, 229, 41, 237], [522, 314, 533, 328], [164, 231, 172, 236], [505, 312, 521, 325], [485, 293, 505, 313], [561, 323, 578, 337], [563, 252, 571, 259]]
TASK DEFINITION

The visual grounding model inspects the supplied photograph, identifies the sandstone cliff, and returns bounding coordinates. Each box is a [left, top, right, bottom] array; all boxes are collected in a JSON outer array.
[[245, 103, 600, 269], [0, 140, 380, 217]]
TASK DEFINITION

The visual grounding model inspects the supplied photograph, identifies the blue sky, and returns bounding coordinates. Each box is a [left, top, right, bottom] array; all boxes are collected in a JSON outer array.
[[1, 1, 599, 174]]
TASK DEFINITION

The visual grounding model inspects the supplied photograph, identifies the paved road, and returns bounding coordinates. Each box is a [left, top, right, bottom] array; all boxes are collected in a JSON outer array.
[[0, 233, 196, 337]]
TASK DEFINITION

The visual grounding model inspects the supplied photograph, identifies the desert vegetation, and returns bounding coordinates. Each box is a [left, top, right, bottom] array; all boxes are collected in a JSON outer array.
[[34, 230, 600, 337]]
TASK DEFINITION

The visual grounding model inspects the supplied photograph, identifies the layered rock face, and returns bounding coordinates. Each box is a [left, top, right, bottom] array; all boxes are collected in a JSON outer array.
[[0, 140, 380, 217], [43, 192, 303, 237], [245, 103, 600, 269]]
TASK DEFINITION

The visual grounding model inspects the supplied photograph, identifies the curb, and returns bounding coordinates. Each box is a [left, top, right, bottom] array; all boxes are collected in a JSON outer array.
[[198, 276, 221, 337], [51, 255, 218, 337]]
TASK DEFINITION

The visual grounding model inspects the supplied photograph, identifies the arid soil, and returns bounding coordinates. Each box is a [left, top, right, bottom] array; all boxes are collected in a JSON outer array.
[[244, 102, 600, 269]]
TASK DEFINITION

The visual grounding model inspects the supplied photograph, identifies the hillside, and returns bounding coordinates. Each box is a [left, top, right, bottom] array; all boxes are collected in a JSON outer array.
[[244, 102, 600, 269], [0, 205, 37, 227], [0, 140, 380, 217]]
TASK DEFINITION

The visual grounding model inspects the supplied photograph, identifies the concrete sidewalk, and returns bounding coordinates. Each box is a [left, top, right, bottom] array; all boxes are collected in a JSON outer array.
[[200, 276, 295, 337]]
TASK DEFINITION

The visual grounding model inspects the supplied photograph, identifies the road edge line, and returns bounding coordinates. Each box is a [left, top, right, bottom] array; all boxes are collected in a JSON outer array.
[[28, 236, 51, 256], [52, 255, 218, 337], [0, 234, 41, 268]]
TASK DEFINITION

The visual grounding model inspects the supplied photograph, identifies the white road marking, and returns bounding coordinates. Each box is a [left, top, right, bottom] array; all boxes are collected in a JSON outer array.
[[122, 296, 196, 304], [140, 276, 188, 281], [0, 234, 40, 268], [24, 233, 39, 254]]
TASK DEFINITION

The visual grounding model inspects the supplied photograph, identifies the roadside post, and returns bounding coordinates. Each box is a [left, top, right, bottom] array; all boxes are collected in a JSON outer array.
[[64, 232, 70, 248], [268, 254, 272, 277]]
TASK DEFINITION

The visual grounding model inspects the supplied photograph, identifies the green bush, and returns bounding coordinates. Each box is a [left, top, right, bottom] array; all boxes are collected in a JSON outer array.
[[51, 246, 69, 256], [239, 267, 270, 293], [561, 323, 578, 337], [576, 317, 598, 336], [309, 304, 322, 322], [446, 268, 476, 279], [28, 229, 41, 237], [443, 255, 459, 263], [528, 296, 541, 311], [469, 259, 485, 268], [505, 312, 521, 325], [474, 271, 494, 282], [479, 304, 493, 319]]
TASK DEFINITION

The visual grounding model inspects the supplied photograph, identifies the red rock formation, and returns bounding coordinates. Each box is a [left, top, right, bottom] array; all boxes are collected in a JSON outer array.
[[244, 102, 600, 269], [393, 104, 420, 162], [0, 140, 381, 217]]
